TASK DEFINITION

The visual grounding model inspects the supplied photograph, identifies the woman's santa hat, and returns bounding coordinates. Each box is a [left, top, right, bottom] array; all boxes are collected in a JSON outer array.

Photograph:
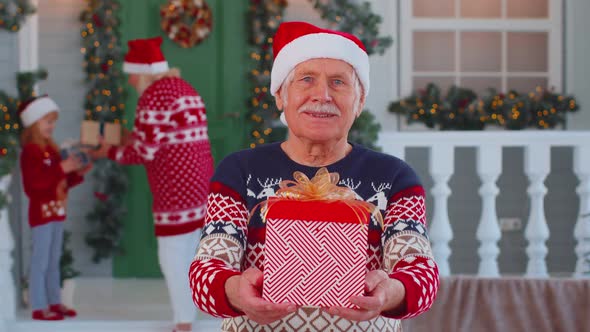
[[123, 36, 169, 75], [18, 95, 60, 128], [270, 21, 370, 97]]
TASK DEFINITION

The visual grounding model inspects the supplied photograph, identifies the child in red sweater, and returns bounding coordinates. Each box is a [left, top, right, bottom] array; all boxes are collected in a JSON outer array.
[[19, 96, 91, 321]]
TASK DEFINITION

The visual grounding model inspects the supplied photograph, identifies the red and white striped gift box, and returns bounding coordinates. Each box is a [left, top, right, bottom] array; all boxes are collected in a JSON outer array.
[[263, 200, 369, 308]]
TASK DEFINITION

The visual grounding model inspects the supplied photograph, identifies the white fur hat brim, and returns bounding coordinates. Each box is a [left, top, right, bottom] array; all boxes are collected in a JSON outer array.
[[20, 97, 60, 127], [123, 61, 169, 75], [270, 32, 370, 97]]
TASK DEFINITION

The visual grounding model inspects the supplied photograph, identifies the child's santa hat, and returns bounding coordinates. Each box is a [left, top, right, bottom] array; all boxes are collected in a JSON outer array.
[[18, 95, 60, 128], [123, 36, 169, 75], [270, 21, 370, 97]]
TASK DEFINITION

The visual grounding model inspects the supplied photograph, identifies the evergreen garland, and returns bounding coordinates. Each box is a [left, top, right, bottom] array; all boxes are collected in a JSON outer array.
[[80, 0, 128, 262], [247, 0, 390, 149], [0, 69, 47, 209], [389, 83, 580, 130], [0, 0, 36, 207], [0, 0, 35, 32], [60, 230, 80, 285]]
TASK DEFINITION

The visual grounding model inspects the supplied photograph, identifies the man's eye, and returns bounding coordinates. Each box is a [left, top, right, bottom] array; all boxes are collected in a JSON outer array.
[[333, 79, 344, 85], [301, 76, 313, 82]]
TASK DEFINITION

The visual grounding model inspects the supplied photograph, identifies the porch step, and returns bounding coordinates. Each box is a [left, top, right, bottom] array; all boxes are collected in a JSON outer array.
[[10, 319, 222, 332], [11, 278, 224, 332]]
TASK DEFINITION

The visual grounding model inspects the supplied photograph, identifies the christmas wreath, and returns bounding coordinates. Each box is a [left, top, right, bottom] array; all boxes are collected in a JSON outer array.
[[160, 0, 213, 48]]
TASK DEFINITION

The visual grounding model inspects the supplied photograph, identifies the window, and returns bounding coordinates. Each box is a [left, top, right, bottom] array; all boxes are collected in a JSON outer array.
[[400, 0, 562, 96]]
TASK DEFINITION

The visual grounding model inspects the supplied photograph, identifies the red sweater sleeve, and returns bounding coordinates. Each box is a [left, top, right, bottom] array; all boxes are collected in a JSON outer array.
[[20, 144, 66, 195], [66, 172, 84, 188], [380, 185, 439, 319], [189, 182, 249, 318], [108, 145, 144, 165]]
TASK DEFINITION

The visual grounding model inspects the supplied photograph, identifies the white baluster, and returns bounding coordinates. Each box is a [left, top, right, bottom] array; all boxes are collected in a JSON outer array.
[[524, 145, 550, 277], [573, 145, 590, 277], [0, 175, 15, 327], [476, 145, 502, 277], [429, 145, 454, 276]]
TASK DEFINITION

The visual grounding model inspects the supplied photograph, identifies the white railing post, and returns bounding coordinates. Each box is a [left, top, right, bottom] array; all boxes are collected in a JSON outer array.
[[429, 145, 454, 276], [573, 145, 590, 277], [476, 145, 502, 277], [524, 145, 550, 277], [0, 175, 16, 331]]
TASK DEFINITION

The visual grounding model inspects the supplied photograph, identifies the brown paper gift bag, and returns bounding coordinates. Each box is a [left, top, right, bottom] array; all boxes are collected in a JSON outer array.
[[80, 120, 122, 146]]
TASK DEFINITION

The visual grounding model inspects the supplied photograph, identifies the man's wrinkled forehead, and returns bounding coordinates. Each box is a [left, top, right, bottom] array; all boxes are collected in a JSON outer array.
[[292, 58, 356, 78]]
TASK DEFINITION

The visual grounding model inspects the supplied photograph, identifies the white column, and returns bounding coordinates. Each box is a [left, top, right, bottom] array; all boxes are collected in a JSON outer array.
[[524, 145, 550, 277], [17, 0, 39, 72], [574, 145, 590, 277], [429, 145, 454, 276], [476, 145, 502, 277], [0, 175, 15, 327]]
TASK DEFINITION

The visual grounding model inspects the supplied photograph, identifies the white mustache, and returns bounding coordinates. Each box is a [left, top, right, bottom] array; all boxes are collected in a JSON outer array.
[[297, 103, 341, 116]]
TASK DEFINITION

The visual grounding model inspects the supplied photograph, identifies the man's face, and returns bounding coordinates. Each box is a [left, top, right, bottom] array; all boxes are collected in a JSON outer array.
[[275, 58, 363, 144], [127, 73, 140, 90]]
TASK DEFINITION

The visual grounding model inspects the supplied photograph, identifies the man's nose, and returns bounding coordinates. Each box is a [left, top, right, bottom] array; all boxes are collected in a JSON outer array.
[[311, 79, 333, 103]]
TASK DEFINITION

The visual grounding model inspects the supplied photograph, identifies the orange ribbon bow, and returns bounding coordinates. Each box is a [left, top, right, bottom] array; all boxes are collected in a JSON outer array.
[[260, 167, 383, 228]]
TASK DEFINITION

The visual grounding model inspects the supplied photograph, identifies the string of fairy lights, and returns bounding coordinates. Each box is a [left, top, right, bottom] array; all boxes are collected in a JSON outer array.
[[0, 0, 36, 169], [247, 0, 287, 148], [80, 0, 126, 125], [390, 84, 579, 130], [80, 0, 128, 262]]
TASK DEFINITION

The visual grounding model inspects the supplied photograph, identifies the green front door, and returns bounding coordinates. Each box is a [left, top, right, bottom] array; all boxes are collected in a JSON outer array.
[[115, 0, 248, 277]]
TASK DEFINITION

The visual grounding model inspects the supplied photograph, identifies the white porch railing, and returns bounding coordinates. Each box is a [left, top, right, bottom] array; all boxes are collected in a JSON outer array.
[[378, 130, 590, 278]]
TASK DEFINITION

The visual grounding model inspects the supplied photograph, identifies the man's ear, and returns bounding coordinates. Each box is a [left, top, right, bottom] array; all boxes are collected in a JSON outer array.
[[356, 94, 366, 118], [275, 88, 284, 111]]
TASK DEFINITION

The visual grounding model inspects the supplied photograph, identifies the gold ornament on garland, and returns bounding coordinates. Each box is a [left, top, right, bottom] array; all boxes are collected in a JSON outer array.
[[0, 0, 36, 32], [160, 0, 213, 48]]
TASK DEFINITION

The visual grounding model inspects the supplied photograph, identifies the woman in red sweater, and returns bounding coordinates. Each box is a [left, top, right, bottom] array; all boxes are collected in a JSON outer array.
[[19, 96, 91, 321]]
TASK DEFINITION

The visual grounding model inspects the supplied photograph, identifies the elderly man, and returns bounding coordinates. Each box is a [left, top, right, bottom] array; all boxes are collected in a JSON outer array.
[[91, 36, 213, 332], [189, 21, 438, 331]]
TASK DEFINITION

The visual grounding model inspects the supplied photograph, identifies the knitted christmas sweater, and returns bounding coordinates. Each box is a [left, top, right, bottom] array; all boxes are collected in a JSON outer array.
[[20, 143, 84, 228], [108, 76, 214, 236], [190, 142, 439, 332]]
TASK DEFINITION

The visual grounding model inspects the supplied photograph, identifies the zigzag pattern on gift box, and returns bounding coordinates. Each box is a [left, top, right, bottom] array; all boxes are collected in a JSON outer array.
[[263, 219, 367, 308]]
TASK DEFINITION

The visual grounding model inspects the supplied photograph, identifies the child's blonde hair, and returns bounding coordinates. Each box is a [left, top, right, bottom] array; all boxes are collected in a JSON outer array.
[[20, 111, 59, 151]]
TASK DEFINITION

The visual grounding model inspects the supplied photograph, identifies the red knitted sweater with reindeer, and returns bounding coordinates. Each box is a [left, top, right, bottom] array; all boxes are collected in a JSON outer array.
[[189, 142, 439, 331], [108, 77, 214, 236]]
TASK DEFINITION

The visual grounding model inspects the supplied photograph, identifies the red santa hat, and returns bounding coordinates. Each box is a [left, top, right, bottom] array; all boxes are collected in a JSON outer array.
[[18, 95, 60, 128], [123, 36, 169, 75], [270, 21, 370, 97]]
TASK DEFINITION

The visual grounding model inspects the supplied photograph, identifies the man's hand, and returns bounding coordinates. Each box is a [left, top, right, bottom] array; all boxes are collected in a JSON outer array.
[[120, 127, 133, 146], [324, 270, 405, 321], [87, 137, 112, 160], [225, 267, 298, 325]]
